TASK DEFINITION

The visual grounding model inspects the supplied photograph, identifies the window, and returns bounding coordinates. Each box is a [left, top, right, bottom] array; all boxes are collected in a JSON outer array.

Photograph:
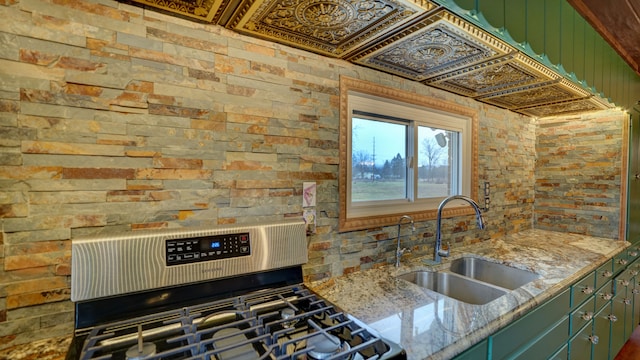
[[339, 77, 478, 232]]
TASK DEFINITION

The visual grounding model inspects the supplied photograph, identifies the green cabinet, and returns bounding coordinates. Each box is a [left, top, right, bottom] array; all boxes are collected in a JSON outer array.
[[455, 339, 488, 360], [591, 303, 614, 360], [490, 288, 570, 360], [453, 245, 640, 360]]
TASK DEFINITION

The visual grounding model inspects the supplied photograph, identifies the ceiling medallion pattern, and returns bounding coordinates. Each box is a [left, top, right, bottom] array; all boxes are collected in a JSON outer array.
[[425, 53, 560, 97], [228, 0, 437, 56], [480, 79, 590, 110], [129, 0, 224, 22], [368, 26, 486, 79], [351, 11, 512, 81], [265, 0, 389, 43], [123, 0, 614, 117], [517, 97, 609, 118]]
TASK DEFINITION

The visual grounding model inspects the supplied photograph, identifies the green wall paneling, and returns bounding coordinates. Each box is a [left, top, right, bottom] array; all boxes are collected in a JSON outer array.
[[525, 0, 545, 56], [572, 13, 586, 82], [478, 0, 505, 30], [543, 0, 561, 66], [560, 0, 575, 77], [504, 0, 526, 45]]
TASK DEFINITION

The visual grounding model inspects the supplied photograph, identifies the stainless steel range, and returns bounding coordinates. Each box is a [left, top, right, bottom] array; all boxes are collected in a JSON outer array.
[[67, 220, 406, 360]]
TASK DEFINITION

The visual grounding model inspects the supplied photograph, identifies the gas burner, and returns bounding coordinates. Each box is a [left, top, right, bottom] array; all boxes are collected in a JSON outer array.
[[125, 343, 156, 360], [281, 308, 298, 329], [306, 333, 347, 360], [125, 325, 157, 360]]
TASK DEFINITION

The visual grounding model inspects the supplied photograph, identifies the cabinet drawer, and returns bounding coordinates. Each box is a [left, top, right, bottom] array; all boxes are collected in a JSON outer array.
[[614, 251, 631, 274], [595, 259, 614, 290], [490, 288, 570, 360], [549, 344, 568, 360], [571, 272, 596, 308], [513, 317, 569, 360], [453, 339, 487, 360], [615, 271, 634, 295], [595, 279, 614, 312], [570, 296, 595, 336]]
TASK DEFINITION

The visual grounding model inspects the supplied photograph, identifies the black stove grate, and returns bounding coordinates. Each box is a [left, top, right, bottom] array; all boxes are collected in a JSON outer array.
[[70, 282, 404, 360]]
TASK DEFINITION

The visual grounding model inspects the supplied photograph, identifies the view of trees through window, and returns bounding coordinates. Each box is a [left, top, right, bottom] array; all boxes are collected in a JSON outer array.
[[351, 117, 457, 202]]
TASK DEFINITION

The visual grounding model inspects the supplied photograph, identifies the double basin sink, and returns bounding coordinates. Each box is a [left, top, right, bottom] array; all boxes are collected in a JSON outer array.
[[396, 257, 540, 305]]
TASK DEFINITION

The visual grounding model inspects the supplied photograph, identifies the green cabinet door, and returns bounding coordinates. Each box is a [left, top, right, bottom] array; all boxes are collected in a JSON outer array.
[[569, 321, 594, 360], [610, 285, 629, 356], [592, 303, 613, 360]]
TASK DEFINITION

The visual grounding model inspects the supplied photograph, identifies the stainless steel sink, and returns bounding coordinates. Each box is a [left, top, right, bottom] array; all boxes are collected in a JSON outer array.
[[396, 271, 507, 305], [448, 257, 540, 290]]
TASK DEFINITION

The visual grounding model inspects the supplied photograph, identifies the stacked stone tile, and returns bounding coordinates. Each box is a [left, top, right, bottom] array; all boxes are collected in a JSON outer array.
[[0, 0, 626, 350]]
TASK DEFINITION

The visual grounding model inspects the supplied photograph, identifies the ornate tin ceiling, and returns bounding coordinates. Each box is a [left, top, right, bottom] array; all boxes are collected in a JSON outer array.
[[126, 0, 613, 117]]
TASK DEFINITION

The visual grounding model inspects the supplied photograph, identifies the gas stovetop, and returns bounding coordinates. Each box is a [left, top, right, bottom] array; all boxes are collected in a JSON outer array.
[[67, 220, 405, 360], [70, 283, 404, 360]]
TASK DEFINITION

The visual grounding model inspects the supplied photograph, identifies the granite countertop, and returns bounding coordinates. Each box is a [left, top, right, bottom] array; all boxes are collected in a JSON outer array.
[[1, 229, 627, 360], [0, 336, 71, 360], [307, 229, 628, 360]]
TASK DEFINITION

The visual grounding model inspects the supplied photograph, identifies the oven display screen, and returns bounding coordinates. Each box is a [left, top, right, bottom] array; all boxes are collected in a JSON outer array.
[[166, 232, 250, 266]]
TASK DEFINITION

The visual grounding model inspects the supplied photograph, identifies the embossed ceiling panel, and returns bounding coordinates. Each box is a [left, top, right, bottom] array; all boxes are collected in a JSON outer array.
[[119, 0, 617, 118], [349, 10, 512, 81], [425, 52, 561, 98], [225, 0, 439, 57], [515, 97, 611, 118], [128, 0, 229, 22], [478, 78, 592, 110]]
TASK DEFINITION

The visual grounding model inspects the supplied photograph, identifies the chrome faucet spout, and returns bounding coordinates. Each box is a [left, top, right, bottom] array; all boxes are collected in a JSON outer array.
[[435, 195, 485, 263], [395, 215, 414, 267]]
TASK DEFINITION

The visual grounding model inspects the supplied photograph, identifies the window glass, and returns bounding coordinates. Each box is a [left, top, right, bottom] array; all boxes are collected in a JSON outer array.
[[339, 77, 478, 232], [417, 127, 460, 199], [351, 117, 407, 202]]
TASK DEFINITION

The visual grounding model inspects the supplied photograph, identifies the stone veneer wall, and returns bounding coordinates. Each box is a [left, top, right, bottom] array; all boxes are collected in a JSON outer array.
[[535, 111, 628, 238], [0, 0, 621, 350]]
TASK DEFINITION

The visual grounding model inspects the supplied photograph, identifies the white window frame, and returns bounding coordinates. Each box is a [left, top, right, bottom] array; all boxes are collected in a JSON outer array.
[[339, 76, 479, 232]]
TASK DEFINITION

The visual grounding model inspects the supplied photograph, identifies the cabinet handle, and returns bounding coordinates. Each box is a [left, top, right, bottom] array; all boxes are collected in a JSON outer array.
[[608, 314, 618, 322], [581, 312, 594, 321], [630, 251, 638, 257], [582, 286, 594, 295], [589, 335, 599, 345], [632, 270, 640, 276], [600, 293, 613, 301], [621, 280, 630, 287], [624, 298, 631, 305], [602, 270, 613, 278], [633, 289, 640, 295], [619, 259, 629, 266]]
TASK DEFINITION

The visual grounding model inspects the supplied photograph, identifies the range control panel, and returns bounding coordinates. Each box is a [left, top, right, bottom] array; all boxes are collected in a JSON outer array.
[[166, 232, 251, 266]]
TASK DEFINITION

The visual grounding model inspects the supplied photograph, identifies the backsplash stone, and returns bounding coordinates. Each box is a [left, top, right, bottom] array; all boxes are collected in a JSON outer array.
[[0, 0, 626, 350], [536, 111, 627, 238]]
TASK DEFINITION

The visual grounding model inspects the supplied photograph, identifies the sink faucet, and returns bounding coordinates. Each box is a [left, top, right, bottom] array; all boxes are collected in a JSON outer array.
[[395, 215, 415, 267], [435, 195, 485, 263]]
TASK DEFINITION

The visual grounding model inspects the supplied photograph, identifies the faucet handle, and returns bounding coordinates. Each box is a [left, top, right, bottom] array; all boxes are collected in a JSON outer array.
[[438, 242, 451, 257]]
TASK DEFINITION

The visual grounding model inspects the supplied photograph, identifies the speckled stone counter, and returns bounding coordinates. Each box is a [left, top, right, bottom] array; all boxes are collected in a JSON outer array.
[[0, 336, 71, 360], [307, 229, 628, 360], [0, 230, 627, 360]]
